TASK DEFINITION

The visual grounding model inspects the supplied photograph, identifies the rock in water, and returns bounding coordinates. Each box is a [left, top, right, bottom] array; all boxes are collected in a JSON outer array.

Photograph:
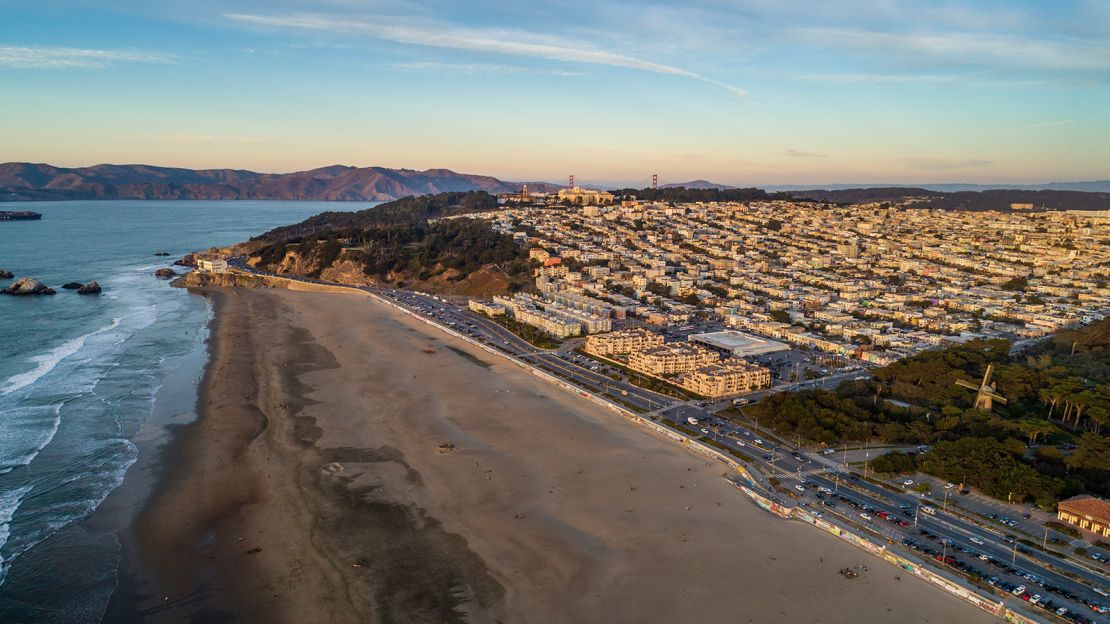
[[154, 268, 177, 278], [173, 254, 196, 267], [154, 252, 170, 257], [77, 281, 102, 295], [62, 282, 83, 290], [1, 277, 56, 295], [0, 269, 13, 279]]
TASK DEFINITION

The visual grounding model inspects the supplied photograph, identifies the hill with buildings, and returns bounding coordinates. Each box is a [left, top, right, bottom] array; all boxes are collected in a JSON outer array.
[[790, 187, 1110, 211], [0, 162, 560, 202], [246, 191, 534, 296]]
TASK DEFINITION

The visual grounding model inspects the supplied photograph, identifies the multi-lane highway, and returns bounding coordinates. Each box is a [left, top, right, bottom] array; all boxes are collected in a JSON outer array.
[[222, 258, 1108, 622]]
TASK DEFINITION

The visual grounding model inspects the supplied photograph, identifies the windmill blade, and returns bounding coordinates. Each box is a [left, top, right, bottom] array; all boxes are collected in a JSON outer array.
[[954, 380, 981, 391], [982, 364, 994, 385], [989, 394, 1008, 405]]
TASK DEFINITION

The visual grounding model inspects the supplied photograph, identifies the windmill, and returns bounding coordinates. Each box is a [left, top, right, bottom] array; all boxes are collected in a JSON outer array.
[[955, 364, 1007, 411]]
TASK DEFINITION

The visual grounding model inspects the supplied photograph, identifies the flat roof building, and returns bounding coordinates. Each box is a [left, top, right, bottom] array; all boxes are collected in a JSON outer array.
[[688, 330, 789, 358]]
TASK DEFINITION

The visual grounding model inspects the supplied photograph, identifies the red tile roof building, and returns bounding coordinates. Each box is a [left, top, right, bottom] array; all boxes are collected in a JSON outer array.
[[1057, 495, 1110, 538]]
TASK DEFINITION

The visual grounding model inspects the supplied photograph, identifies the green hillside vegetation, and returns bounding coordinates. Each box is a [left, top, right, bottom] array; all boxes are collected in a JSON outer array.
[[251, 217, 534, 291], [748, 319, 1110, 508], [257, 191, 500, 241]]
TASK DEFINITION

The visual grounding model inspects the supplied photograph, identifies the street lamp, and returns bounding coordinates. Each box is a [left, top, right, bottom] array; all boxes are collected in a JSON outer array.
[[942, 490, 950, 513]]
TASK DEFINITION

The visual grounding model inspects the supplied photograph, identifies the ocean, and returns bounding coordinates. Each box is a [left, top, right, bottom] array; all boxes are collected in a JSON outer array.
[[0, 200, 363, 622]]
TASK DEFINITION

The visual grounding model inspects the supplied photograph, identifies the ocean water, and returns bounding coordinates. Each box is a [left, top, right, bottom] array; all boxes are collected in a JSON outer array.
[[0, 200, 362, 622]]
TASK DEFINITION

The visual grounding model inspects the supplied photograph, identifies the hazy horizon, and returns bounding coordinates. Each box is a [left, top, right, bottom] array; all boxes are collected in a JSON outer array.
[[2, 1, 1108, 186]]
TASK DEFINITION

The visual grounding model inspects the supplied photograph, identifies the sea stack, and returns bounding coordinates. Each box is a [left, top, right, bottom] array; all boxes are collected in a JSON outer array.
[[77, 281, 102, 295], [62, 282, 83, 289], [1, 277, 56, 295], [0, 269, 13, 279], [154, 268, 177, 279]]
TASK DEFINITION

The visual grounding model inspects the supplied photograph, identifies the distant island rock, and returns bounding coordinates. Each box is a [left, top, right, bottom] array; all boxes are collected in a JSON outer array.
[[0, 269, 13, 279], [154, 268, 177, 278], [62, 282, 83, 289], [154, 252, 171, 256], [77, 281, 102, 295], [2, 277, 56, 295]]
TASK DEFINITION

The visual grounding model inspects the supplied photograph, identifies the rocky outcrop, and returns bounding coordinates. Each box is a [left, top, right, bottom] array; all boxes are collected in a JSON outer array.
[[0, 269, 13, 279], [154, 252, 170, 256], [154, 268, 177, 278], [62, 282, 82, 289], [172, 271, 274, 289], [77, 281, 102, 295], [173, 254, 196, 267], [1, 277, 55, 295]]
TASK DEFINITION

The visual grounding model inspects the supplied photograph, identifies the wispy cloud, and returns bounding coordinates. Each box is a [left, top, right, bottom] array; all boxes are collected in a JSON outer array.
[[900, 157, 993, 171], [793, 28, 1110, 71], [225, 12, 746, 97], [1025, 119, 1074, 129], [0, 45, 173, 69], [393, 61, 523, 75], [784, 149, 826, 158]]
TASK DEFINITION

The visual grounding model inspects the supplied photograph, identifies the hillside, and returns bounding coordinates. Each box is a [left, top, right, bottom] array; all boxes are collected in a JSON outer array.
[[0, 162, 560, 202], [245, 191, 534, 296]]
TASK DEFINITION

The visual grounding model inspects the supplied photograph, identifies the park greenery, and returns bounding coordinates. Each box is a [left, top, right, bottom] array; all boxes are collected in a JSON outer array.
[[748, 319, 1110, 508], [251, 213, 533, 290]]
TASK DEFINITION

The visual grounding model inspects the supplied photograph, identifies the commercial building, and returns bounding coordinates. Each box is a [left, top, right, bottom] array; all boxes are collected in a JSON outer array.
[[681, 360, 771, 397], [584, 328, 664, 357], [1057, 495, 1110, 538], [557, 186, 615, 205], [628, 344, 719, 376], [688, 330, 790, 358], [197, 259, 229, 273]]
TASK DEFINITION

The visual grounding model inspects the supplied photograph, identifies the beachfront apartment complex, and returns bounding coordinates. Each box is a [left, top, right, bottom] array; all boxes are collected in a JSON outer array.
[[628, 343, 720, 376], [682, 360, 772, 396], [584, 328, 664, 356]]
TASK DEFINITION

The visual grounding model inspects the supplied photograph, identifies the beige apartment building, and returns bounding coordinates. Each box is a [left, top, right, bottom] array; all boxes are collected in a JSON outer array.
[[584, 328, 664, 357], [628, 344, 719, 376], [682, 360, 771, 397]]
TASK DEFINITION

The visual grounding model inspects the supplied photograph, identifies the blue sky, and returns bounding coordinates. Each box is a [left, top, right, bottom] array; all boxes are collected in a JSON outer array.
[[1, 0, 1107, 186]]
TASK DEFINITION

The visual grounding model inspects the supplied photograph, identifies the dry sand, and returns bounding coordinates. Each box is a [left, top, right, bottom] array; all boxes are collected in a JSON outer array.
[[121, 288, 998, 623]]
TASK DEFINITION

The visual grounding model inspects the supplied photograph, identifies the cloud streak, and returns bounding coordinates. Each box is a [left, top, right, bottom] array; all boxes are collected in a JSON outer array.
[[1025, 119, 1074, 129], [0, 45, 173, 69], [226, 12, 746, 97], [793, 28, 1110, 71]]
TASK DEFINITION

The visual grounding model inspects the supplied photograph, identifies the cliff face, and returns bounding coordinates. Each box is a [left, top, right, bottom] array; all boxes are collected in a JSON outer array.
[[0, 162, 561, 202]]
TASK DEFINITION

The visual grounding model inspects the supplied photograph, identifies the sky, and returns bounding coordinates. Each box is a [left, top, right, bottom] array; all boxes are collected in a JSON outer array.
[[1, 0, 1108, 186]]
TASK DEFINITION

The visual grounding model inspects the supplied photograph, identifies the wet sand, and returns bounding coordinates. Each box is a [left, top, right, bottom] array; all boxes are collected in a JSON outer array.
[[116, 288, 998, 623]]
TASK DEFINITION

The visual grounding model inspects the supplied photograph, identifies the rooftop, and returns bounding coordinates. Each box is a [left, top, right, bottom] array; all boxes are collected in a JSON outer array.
[[688, 330, 790, 357]]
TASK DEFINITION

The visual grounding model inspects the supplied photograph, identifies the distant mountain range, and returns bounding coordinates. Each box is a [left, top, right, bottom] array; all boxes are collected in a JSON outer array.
[[661, 180, 1110, 193], [660, 180, 735, 190], [0, 162, 560, 202]]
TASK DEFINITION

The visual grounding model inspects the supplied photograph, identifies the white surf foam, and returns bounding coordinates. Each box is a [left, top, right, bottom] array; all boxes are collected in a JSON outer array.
[[0, 318, 123, 396], [0, 484, 34, 586]]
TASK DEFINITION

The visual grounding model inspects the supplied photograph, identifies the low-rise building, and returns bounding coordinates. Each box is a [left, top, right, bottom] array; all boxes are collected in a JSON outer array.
[[584, 328, 664, 357], [198, 259, 229, 273], [628, 344, 719, 376], [682, 360, 771, 397], [1057, 495, 1110, 538], [468, 299, 506, 316]]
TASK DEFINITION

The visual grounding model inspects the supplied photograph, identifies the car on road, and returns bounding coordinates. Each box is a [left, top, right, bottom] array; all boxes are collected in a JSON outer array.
[[902, 479, 914, 486], [735, 440, 745, 447], [969, 536, 984, 545], [860, 513, 871, 521], [794, 485, 806, 492], [754, 438, 764, 445]]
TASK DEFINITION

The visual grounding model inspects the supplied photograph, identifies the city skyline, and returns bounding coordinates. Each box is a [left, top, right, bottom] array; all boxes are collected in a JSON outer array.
[[2, 0, 1108, 185]]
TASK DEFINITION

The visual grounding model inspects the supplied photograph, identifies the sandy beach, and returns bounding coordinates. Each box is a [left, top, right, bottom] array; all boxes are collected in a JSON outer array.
[[115, 287, 998, 623]]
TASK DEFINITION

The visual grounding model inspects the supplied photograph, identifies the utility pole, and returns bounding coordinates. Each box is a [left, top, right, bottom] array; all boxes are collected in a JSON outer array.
[[914, 505, 920, 527], [771, 448, 777, 479], [943, 490, 950, 513], [834, 472, 840, 493], [864, 440, 870, 480], [1042, 526, 1049, 551], [1011, 540, 1018, 565]]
